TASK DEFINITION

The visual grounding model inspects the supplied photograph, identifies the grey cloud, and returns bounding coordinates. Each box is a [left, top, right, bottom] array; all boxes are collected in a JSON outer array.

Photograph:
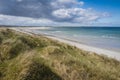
[[0, 0, 53, 18], [0, 0, 108, 24]]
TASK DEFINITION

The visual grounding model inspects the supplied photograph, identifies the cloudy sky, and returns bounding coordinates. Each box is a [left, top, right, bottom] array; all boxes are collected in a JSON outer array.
[[0, 0, 120, 26]]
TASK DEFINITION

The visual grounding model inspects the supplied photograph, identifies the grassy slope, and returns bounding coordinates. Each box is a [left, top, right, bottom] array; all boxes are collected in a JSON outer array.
[[0, 28, 120, 80]]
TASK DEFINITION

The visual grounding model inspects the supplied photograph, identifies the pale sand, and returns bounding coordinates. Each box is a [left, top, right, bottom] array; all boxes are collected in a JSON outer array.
[[12, 28, 120, 61], [45, 36, 120, 61]]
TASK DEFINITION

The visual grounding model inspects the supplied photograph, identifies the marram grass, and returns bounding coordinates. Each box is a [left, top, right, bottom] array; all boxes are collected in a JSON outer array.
[[0, 28, 120, 80]]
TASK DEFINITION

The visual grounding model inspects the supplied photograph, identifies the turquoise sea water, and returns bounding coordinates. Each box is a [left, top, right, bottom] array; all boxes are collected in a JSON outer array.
[[33, 27, 120, 52]]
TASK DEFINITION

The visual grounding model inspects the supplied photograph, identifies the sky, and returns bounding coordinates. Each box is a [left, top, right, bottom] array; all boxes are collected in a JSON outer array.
[[0, 0, 120, 26]]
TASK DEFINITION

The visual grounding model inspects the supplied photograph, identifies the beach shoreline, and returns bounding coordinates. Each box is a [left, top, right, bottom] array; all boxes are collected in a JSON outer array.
[[12, 28, 120, 61], [45, 35, 120, 60]]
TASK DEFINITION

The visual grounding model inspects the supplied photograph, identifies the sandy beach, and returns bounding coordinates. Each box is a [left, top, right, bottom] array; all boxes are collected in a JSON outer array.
[[46, 35, 120, 60], [13, 28, 120, 61]]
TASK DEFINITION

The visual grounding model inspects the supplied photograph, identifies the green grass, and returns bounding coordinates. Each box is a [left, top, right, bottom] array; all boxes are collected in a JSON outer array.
[[0, 28, 120, 80]]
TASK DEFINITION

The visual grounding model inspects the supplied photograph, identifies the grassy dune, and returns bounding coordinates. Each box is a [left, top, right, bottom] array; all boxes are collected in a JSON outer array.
[[0, 28, 120, 80]]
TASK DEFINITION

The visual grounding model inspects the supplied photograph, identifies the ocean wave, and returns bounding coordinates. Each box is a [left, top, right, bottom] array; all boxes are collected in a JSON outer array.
[[73, 34, 79, 37], [72, 34, 119, 39], [101, 35, 119, 39], [55, 31, 62, 33], [30, 27, 51, 30], [51, 31, 62, 34]]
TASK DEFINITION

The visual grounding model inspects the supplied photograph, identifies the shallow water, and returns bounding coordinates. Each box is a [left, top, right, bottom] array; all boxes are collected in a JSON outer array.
[[32, 27, 120, 52]]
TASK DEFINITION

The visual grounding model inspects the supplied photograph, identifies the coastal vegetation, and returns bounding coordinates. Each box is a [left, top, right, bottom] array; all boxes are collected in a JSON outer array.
[[0, 28, 120, 80]]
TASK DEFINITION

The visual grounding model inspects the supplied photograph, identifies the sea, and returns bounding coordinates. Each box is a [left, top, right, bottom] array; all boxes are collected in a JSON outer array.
[[31, 27, 120, 52]]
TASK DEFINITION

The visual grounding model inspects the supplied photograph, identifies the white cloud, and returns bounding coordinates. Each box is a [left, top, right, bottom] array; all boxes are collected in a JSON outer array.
[[51, 0, 108, 23], [52, 8, 107, 23], [0, 14, 54, 26], [57, 0, 84, 5], [102, 12, 110, 17], [51, 0, 84, 9], [78, 1, 84, 6], [16, 0, 23, 2], [52, 9, 72, 19]]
